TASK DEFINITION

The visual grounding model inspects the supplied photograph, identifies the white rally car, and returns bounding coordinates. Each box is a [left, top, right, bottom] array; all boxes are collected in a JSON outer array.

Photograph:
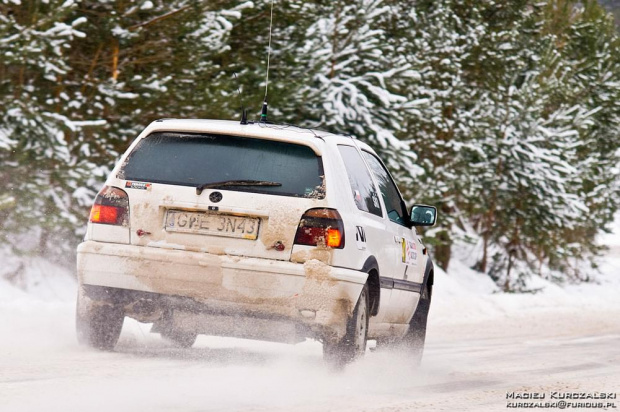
[[76, 119, 437, 366]]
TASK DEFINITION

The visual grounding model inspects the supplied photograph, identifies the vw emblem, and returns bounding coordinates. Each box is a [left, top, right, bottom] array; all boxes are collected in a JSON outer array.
[[209, 191, 223, 203]]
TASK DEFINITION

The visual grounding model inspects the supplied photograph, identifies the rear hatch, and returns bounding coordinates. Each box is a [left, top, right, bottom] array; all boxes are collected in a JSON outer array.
[[116, 131, 326, 261]]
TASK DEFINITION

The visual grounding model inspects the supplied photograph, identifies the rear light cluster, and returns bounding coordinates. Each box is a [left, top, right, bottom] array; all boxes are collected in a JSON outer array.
[[89, 186, 129, 226], [294, 208, 345, 249]]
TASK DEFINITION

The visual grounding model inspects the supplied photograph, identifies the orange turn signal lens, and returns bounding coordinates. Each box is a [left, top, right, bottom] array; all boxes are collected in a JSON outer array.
[[326, 228, 342, 248], [89, 204, 119, 224]]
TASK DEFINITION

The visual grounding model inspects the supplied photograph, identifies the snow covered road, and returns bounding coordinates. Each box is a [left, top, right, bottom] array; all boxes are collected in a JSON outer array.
[[0, 299, 618, 411], [1, 239, 619, 411]]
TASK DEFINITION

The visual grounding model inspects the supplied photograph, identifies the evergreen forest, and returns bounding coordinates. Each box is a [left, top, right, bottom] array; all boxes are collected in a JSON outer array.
[[2, 0, 620, 290]]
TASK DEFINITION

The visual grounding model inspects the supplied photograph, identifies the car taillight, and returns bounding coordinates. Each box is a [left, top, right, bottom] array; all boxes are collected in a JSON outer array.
[[294, 208, 345, 249], [89, 186, 129, 226]]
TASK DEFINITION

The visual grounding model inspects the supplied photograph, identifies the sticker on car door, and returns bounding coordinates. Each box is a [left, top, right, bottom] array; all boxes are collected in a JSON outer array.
[[401, 238, 418, 265]]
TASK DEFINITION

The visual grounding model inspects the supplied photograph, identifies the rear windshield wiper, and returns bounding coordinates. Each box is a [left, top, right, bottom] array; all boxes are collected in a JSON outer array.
[[196, 180, 282, 195]]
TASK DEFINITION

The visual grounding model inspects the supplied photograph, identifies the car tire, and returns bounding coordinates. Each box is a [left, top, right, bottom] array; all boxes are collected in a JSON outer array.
[[161, 328, 198, 348], [401, 282, 432, 365], [323, 284, 369, 368], [76, 289, 124, 351]]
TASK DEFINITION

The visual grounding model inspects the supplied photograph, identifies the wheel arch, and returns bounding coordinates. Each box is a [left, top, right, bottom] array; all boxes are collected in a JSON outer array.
[[361, 256, 380, 317]]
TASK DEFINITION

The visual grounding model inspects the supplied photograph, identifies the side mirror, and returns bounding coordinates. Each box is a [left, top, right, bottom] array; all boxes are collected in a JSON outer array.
[[409, 204, 437, 227]]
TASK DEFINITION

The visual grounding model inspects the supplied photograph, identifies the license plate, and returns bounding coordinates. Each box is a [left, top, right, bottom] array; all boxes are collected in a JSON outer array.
[[165, 210, 260, 240]]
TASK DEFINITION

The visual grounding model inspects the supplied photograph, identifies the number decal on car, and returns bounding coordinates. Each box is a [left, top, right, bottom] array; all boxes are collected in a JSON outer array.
[[355, 226, 367, 250]]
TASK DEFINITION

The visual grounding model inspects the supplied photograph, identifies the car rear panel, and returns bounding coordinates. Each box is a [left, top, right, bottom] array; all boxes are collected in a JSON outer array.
[[77, 240, 367, 342], [121, 183, 324, 261]]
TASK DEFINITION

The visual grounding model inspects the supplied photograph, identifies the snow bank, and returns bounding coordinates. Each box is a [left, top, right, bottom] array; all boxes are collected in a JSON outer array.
[[431, 259, 620, 326], [0, 247, 76, 351], [0, 246, 76, 303], [431, 218, 620, 327]]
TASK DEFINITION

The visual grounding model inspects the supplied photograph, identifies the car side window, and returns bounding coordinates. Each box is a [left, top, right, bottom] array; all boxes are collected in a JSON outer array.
[[338, 145, 383, 217], [362, 151, 408, 226]]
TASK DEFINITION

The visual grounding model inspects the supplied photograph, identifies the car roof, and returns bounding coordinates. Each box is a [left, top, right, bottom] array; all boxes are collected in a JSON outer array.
[[140, 118, 375, 155]]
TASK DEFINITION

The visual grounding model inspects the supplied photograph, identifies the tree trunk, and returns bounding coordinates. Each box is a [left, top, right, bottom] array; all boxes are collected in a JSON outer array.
[[81, 43, 104, 95], [504, 253, 513, 292], [111, 39, 119, 81], [435, 230, 452, 271]]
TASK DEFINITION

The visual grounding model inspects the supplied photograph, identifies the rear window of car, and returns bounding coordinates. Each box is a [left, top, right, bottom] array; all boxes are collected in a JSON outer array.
[[118, 132, 325, 198]]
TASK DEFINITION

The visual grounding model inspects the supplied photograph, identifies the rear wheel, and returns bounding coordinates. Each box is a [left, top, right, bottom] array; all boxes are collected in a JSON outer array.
[[76, 289, 124, 351], [161, 328, 198, 348], [323, 285, 369, 368]]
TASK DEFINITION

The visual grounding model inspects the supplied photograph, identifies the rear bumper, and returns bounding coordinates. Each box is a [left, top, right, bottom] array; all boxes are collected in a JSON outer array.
[[77, 241, 367, 341]]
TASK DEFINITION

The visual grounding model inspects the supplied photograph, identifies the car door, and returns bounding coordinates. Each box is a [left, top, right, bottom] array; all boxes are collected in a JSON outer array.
[[362, 151, 425, 325], [337, 145, 395, 324]]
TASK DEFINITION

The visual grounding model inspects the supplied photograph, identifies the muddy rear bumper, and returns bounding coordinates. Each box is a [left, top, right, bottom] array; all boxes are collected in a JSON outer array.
[[77, 241, 367, 342]]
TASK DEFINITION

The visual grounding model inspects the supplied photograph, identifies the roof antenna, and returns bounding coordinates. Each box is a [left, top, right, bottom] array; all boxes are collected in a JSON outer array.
[[233, 73, 248, 125], [261, 0, 275, 124]]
